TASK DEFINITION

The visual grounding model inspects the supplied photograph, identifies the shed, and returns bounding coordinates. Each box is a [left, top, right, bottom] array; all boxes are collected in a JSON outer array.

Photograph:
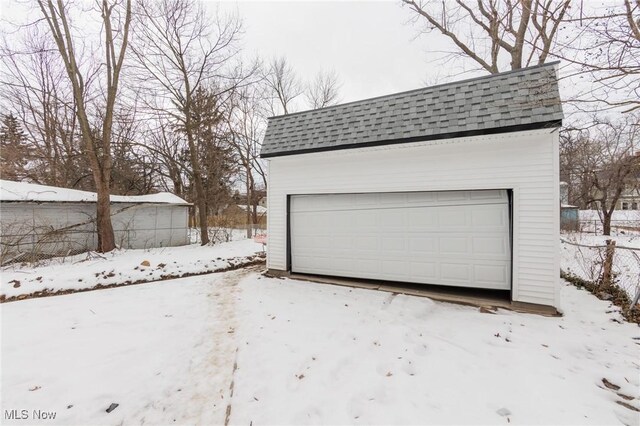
[[560, 205, 580, 232], [1, 180, 190, 263], [261, 63, 563, 310]]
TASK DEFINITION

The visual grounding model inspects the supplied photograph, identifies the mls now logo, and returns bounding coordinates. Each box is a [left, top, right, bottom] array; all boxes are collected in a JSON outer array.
[[4, 410, 28, 420], [4, 409, 57, 420]]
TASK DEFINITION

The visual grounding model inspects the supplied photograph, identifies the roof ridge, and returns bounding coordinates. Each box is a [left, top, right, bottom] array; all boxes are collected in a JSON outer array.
[[268, 61, 560, 121]]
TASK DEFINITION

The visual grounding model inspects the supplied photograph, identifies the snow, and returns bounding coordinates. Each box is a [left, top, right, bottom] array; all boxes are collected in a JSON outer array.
[[0, 272, 244, 425], [232, 277, 640, 425], [2, 272, 639, 425], [0, 180, 189, 205], [0, 239, 262, 300]]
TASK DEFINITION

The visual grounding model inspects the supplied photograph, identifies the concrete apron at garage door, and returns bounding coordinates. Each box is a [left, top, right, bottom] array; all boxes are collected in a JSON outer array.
[[266, 269, 560, 316]]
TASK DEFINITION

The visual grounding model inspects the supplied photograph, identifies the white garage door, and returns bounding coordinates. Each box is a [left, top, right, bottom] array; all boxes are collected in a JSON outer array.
[[290, 190, 511, 290]]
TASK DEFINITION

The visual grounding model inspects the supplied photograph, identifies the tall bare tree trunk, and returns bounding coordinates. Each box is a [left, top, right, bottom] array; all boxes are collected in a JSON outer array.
[[96, 181, 116, 250], [187, 133, 209, 245], [132, 0, 244, 246], [245, 177, 252, 238], [37, 0, 131, 252], [184, 85, 209, 245]]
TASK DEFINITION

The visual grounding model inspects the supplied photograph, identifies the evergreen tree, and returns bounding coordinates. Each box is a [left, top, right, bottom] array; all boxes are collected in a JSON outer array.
[[0, 114, 30, 181]]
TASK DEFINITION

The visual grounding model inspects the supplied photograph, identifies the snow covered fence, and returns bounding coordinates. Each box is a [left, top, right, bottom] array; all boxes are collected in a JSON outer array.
[[579, 220, 640, 234], [578, 210, 640, 234], [560, 237, 640, 309]]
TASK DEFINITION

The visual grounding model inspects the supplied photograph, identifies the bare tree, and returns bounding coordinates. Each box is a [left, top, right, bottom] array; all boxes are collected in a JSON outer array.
[[562, 114, 640, 235], [228, 85, 269, 237], [264, 56, 302, 115], [1, 31, 87, 189], [35, 0, 132, 252], [132, 0, 245, 245], [402, 0, 571, 73], [558, 0, 640, 112], [109, 108, 157, 195], [306, 70, 342, 109], [143, 119, 189, 198]]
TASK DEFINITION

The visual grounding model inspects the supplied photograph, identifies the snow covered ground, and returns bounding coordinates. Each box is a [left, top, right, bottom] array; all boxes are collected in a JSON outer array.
[[2, 271, 639, 425], [0, 239, 263, 300], [561, 233, 640, 301]]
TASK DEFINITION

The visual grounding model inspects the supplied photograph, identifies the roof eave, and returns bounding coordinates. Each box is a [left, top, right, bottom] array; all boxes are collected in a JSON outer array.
[[260, 119, 562, 159]]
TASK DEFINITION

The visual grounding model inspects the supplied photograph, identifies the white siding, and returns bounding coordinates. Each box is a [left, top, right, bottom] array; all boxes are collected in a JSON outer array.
[[266, 129, 560, 308]]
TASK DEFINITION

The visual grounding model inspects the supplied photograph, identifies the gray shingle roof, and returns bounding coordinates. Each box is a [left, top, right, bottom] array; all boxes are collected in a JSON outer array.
[[261, 62, 563, 158]]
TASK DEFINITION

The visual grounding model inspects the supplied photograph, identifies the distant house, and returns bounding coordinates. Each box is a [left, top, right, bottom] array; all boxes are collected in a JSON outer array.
[[618, 186, 639, 211], [0, 180, 190, 263], [261, 63, 563, 311], [590, 180, 640, 211]]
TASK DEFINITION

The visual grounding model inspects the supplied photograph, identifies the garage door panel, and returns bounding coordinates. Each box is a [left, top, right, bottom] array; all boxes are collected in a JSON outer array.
[[409, 262, 437, 279], [475, 264, 509, 285], [377, 209, 405, 228], [436, 191, 468, 202], [408, 237, 438, 253], [472, 206, 508, 227], [381, 237, 406, 251], [355, 259, 381, 272], [381, 260, 411, 275], [439, 237, 470, 255], [354, 236, 379, 250], [290, 190, 511, 290], [469, 190, 507, 201], [407, 209, 439, 227], [438, 209, 467, 227], [440, 263, 470, 282], [472, 236, 509, 256], [351, 212, 376, 229]]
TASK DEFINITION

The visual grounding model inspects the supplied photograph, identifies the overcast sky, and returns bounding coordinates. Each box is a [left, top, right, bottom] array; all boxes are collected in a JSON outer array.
[[0, 0, 605, 117], [211, 1, 582, 113], [217, 1, 454, 104]]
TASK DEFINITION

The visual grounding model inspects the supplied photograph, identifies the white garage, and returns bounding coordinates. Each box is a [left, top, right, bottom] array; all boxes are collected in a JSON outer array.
[[261, 63, 563, 310]]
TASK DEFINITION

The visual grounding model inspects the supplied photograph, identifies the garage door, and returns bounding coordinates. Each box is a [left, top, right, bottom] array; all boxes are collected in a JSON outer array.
[[290, 190, 511, 290]]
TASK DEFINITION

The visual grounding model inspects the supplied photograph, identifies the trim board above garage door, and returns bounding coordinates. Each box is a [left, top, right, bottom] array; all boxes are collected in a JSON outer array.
[[289, 190, 511, 290]]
